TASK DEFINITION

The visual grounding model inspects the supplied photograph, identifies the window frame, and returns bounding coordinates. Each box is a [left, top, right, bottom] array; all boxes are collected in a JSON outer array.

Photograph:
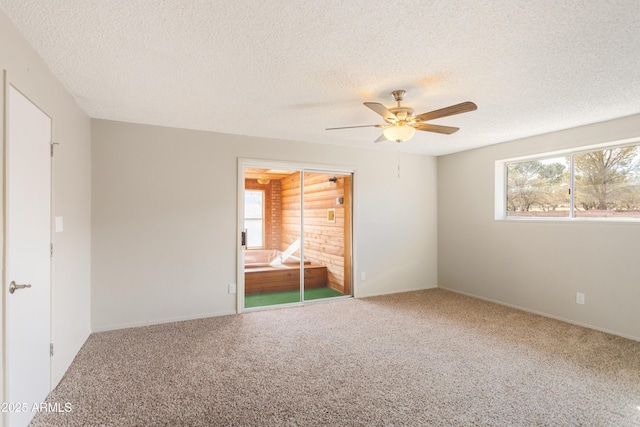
[[496, 138, 640, 223]]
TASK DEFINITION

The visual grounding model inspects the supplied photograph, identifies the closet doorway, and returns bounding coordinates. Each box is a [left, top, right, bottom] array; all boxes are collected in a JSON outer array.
[[238, 160, 353, 310]]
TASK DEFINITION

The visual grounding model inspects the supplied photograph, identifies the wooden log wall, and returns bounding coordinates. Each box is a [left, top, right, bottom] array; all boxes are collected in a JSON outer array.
[[280, 172, 351, 294], [280, 173, 302, 257], [245, 179, 281, 249]]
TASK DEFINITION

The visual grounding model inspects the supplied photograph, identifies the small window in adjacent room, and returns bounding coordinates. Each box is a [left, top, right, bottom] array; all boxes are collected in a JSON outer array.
[[244, 190, 264, 248], [500, 141, 640, 220]]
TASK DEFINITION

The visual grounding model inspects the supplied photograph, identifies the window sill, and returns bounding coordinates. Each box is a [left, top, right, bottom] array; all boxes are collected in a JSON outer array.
[[496, 216, 640, 224]]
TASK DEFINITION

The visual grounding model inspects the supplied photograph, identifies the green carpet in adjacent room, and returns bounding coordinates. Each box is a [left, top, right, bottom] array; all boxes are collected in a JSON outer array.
[[245, 287, 344, 308]]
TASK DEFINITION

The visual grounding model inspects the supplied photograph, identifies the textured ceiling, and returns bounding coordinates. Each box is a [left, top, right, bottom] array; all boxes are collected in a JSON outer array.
[[1, 1, 639, 156]]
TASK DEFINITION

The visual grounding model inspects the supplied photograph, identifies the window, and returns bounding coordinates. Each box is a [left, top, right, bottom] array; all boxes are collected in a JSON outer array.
[[573, 147, 640, 218], [507, 156, 570, 218], [244, 190, 264, 247], [501, 142, 640, 220]]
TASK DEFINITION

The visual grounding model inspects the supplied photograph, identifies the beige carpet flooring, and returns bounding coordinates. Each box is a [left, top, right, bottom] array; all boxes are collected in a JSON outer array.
[[32, 289, 640, 426]]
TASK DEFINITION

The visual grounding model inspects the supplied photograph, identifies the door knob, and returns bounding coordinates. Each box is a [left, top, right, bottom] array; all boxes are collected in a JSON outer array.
[[9, 281, 31, 294]]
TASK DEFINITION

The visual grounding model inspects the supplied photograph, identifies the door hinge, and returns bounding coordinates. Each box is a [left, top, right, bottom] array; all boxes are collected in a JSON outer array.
[[50, 141, 61, 157], [50, 243, 54, 257], [50, 343, 54, 357]]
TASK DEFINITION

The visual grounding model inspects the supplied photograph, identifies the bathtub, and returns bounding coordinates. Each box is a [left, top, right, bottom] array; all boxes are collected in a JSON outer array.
[[244, 249, 326, 294], [244, 249, 281, 267]]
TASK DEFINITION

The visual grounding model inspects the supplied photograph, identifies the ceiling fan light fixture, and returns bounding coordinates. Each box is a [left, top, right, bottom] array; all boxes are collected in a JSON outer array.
[[383, 124, 416, 142]]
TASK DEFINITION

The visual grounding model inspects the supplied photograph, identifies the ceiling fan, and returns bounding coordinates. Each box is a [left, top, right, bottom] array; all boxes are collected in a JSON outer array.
[[326, 90, 477, 143]]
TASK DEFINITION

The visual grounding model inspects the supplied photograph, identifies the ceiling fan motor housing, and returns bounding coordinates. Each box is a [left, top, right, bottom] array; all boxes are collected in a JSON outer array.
[[388, 107, 414, 122]]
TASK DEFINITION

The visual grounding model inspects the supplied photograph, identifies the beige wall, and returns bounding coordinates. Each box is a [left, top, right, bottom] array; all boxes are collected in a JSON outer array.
[[438, 114, 640, 341], [0, 7, 92, 413], [90, 119, 438, 331]]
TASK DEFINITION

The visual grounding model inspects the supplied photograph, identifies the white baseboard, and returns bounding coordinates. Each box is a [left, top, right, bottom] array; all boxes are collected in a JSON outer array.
[[356, 284, 437, 299], [438, 286, 639, 342], [91, 310, 237, 333]]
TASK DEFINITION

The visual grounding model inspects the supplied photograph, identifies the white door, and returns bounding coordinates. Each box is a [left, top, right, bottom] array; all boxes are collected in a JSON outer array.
[[6, 85, 52, 427]]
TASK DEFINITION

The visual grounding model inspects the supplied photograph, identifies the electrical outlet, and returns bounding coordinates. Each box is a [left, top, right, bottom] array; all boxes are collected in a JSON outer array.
[[576, 292, 585, 305], [228, 283, 236, 294], [361, 272, 366, 281]]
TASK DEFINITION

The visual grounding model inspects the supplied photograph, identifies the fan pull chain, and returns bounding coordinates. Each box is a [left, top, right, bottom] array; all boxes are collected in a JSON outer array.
[[397, 143, 401, 179]]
